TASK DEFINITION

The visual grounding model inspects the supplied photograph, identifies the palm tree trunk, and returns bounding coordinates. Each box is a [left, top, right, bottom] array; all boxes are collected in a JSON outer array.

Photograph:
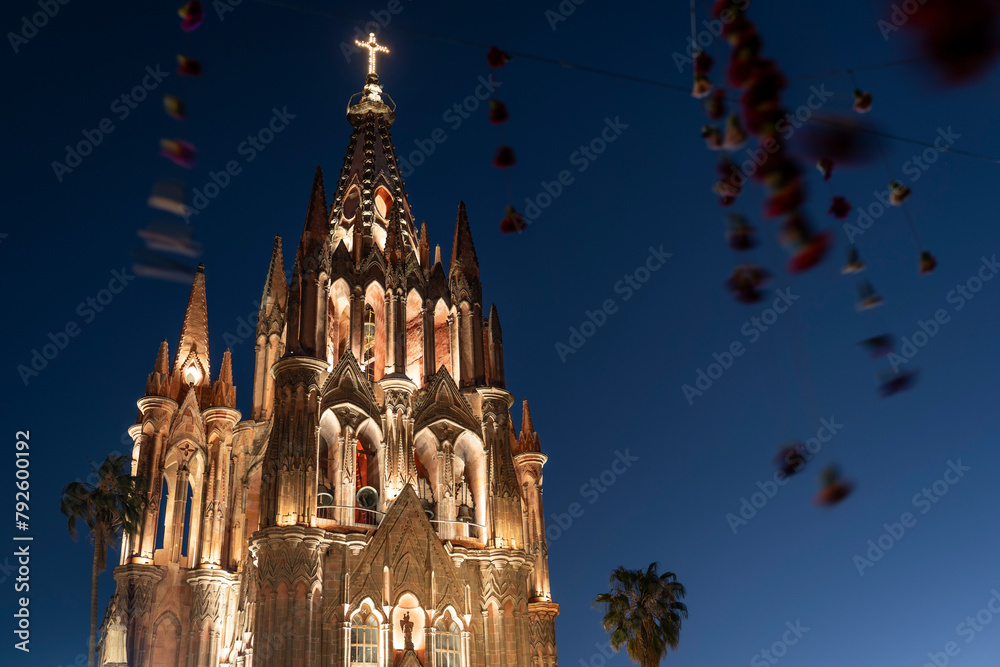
[[89, 536, 101, 667]]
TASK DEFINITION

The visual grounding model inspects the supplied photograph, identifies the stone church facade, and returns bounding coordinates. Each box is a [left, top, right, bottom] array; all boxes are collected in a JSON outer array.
[[99, 64, 558, 667]]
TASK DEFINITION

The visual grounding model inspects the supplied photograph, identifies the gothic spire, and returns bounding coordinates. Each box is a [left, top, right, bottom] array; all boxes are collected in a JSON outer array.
[[145, 339, 172, 397], [261, 235, 287, 309], [518, 398, 541, 453], [450, 201, 480, 278], [299, 167, 329, 254], [174, 263, 210, 385]]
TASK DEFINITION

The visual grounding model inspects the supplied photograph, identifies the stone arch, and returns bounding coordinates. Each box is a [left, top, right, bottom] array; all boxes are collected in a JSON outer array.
[[391, 592, 425, 651], [328, 278, 352, 368], [149, 611, 181, 667], [363, 282, 387, 382], [433, 299, 452, 377], [405, 288, 424, 384], [453, 430, 488, 535]]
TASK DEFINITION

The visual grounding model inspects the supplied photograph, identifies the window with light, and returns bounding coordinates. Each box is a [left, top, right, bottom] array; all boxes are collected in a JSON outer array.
[[350, 612, 379, 667], [362, 304, 376, 382], [434, 617, 461, 667]]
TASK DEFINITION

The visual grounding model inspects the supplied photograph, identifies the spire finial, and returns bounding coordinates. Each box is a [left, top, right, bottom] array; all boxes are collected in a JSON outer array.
[[355, 32, 389, 77]]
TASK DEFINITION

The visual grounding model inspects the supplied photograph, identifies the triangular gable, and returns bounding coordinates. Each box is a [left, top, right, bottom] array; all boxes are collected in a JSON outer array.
[[167, 387, 207, 452], [413, 367, 480, 434], [320, 349, 380, 420], [348, 486, 464, 613]]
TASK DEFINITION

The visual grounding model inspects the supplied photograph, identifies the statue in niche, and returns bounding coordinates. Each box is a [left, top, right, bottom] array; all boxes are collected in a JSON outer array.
[[400, 611, 414, 650]]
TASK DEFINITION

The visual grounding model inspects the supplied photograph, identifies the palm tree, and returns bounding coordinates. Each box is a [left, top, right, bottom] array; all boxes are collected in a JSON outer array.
[[61, 453, 147, 667], [593, 563, 688, 667]]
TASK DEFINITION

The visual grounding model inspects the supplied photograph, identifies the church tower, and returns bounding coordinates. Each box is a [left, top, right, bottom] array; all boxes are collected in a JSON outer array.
[[102, 35, 559, 667]]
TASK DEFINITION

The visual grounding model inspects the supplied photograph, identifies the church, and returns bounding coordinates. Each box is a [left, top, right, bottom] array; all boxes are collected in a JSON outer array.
[[99, 35, 559, 667]]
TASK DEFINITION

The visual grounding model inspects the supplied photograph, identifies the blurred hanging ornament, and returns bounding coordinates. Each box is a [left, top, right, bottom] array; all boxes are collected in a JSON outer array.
[[499, 206, 527, 234], [726, 264, 770, 303], [163, 95, 186, 120], [178, 1, 204, 32], [705, 89, 727, 120], [775, 443, 807, 477], [813, 464, 854, 507], [852, 89, 873, 113], [692, 73, 713, 99], [842, 246, 865, 274], [723, 114, 748, 149], [889, 181, 912, 205], [905, 0, 1000, 84], [829, 196, 852, 219], [177, 55, 203, 77], [493, 146, 516, 168], [764, 180, 805, 218], [919, 250, 938, 274], [159, 139, 197, 168], [486, 46, 511, 68], [489, 99, 509, 124], [859, 334, 894, 358], [725, 214, 757, 251], [788, 231, 832, 273], [702, 125, 724, 150], [856, 280, 884, 311], [816, 158, 834, 181], [878, 368, 919, 397]]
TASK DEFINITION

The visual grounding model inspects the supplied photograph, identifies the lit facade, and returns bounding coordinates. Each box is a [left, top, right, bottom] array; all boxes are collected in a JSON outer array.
[[99, 63, 558, 667]]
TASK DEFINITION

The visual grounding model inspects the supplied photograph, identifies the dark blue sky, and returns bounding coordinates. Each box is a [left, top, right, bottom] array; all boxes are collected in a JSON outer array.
[[4, 1, 1000, 665]]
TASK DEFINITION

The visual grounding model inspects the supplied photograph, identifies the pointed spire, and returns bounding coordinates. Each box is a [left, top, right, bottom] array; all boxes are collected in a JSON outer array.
[[518, 399, 541, 453], [174, 263, 210, 385], [218, 349, 233, 384], [450, 201, 480, 277], [211, 349, 237, 408], [153, 338, 170, 375], [418, 221, 430, 270], [488, 304, 503, 343], [261, 235, 287, 307], [433, 244, 442, 266], [146, 339, 172, 397], [522, 399, 535, 436], [302, 167, 329, 245]]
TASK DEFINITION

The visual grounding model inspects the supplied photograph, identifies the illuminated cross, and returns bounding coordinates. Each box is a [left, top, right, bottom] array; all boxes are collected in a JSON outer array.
[[355, 32, 389, 76]]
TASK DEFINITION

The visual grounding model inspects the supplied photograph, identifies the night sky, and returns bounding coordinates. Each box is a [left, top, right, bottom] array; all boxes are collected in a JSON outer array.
[[4, 1, 1000, 665]]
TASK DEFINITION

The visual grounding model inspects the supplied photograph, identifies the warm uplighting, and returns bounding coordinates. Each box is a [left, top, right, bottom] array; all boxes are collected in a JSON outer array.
[[184, 365, 202, 385]]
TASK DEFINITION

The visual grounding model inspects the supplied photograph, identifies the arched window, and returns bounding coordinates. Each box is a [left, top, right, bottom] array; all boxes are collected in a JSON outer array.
[[362, 304, 376, 382], [350, 611, 379, 667], [434, 615, 461, 667]]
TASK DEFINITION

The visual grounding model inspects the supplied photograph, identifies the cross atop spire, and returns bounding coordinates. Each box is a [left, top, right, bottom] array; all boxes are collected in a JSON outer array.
[[355, 32, 389, 76]]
